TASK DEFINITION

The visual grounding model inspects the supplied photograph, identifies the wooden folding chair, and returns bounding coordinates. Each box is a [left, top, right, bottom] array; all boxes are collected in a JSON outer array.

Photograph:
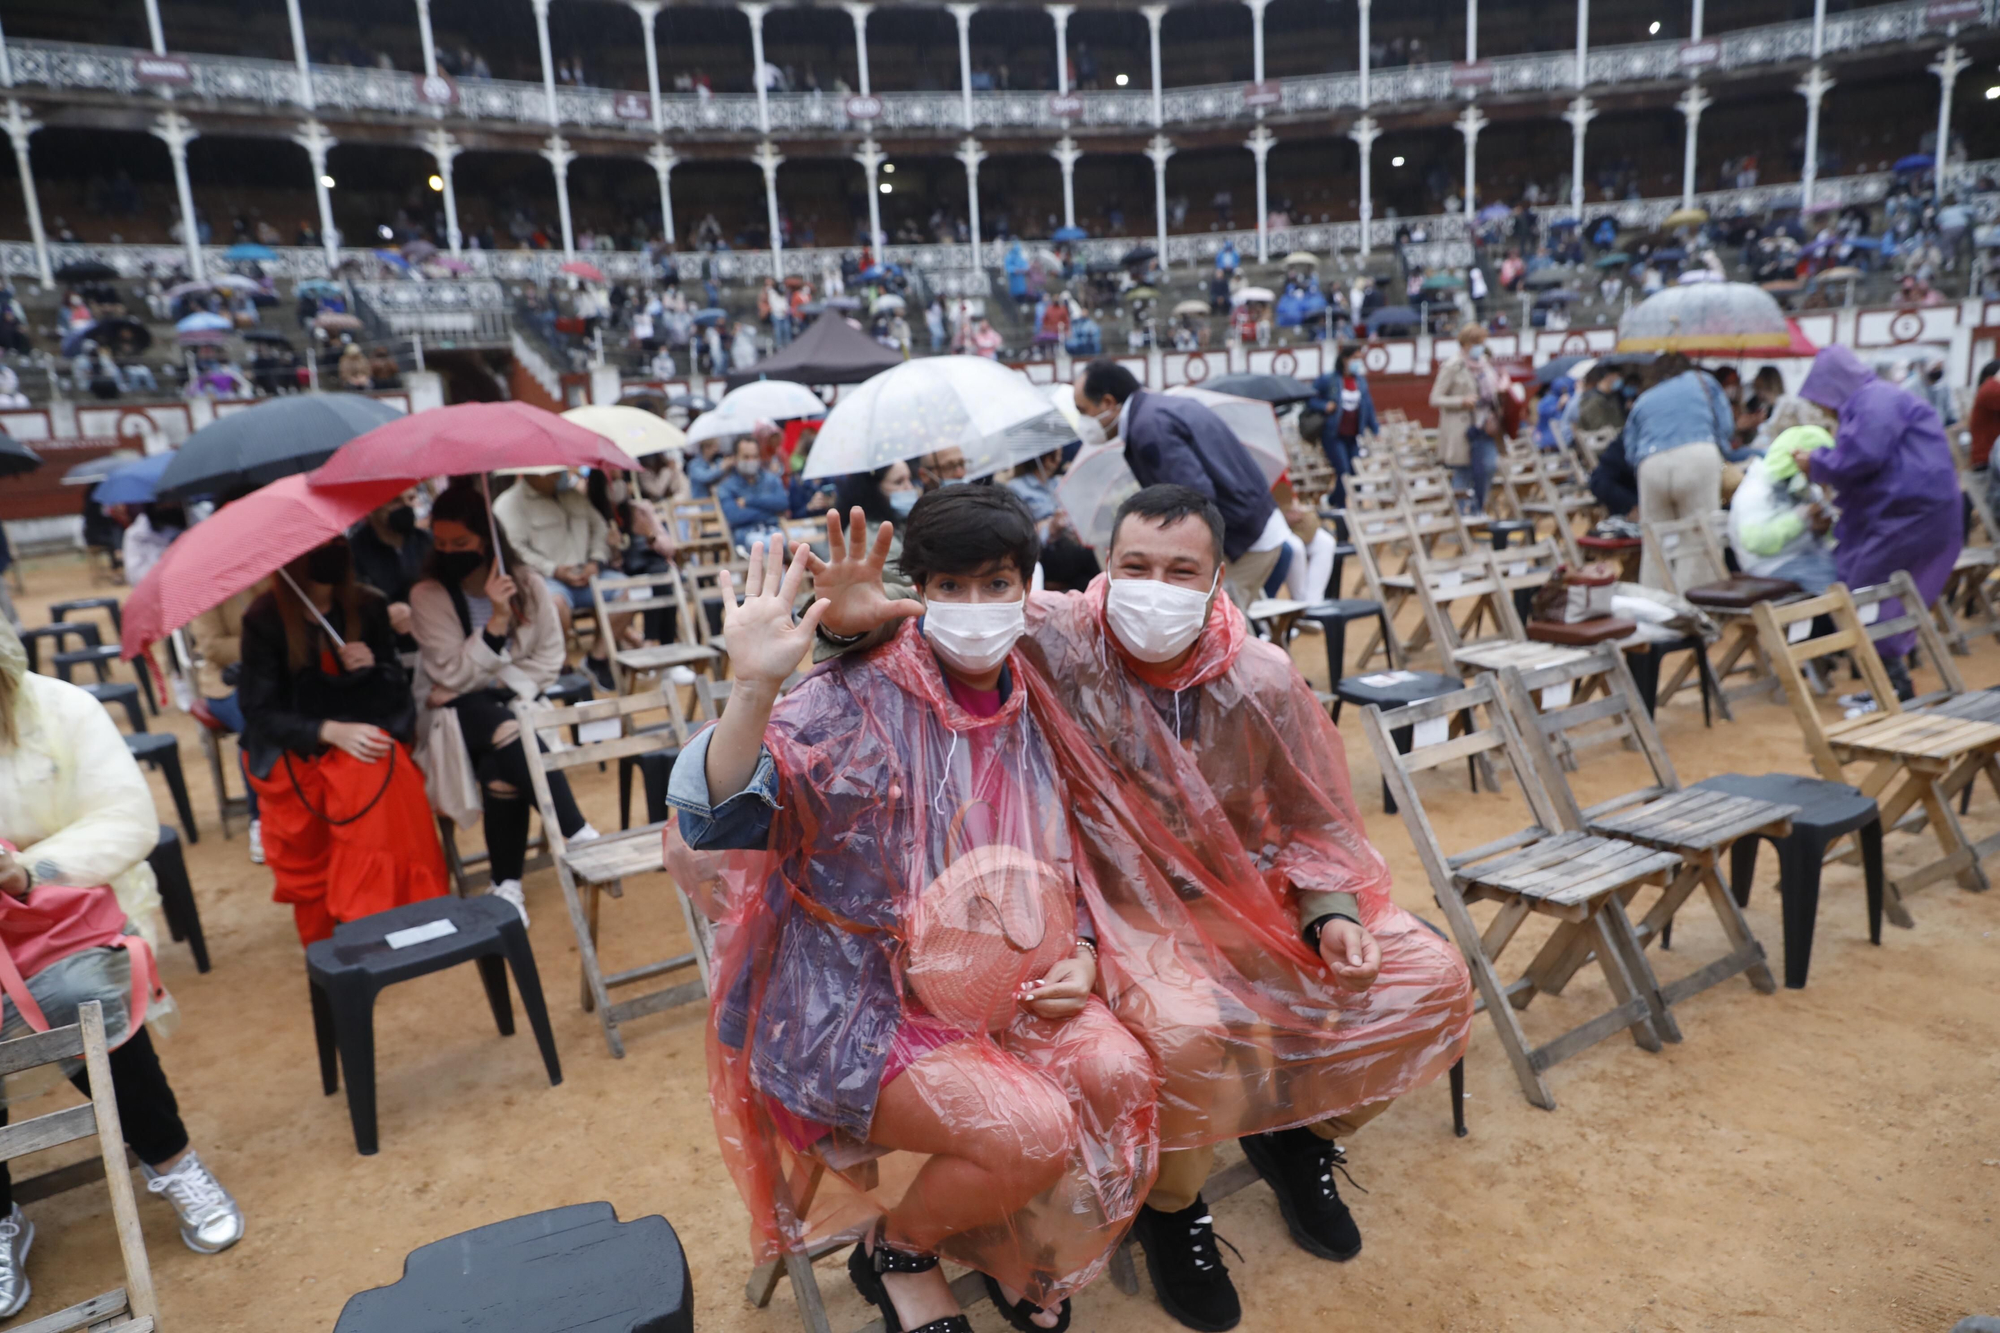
[[514, 689, 711, 1057], [1933, 469, 2000, 655], [1498, 649, 1786, 1040], [665, 496, 735, 564], [588, 567, 722, 693], [0, 1002, 159, 1332], [1362, 676, 1673, 1109], [1642, 513, 1785, 715], [1410, 545, 1591, 684], [1340, 508, 1420, 671], [1753, 584, 2000, 915], [1517, 449, 1596, 565], [678, 560, 750, 673]]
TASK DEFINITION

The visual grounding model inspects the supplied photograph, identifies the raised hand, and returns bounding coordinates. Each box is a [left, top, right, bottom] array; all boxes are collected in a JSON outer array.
[[721, 538, 829, 687], [806, 507, 926, 640]]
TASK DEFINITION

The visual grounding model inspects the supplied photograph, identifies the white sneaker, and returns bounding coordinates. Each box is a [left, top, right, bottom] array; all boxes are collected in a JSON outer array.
[[668, 666, 697, 685], [246, 818, 264, 866], [143, 1151, 243, 1254], [571, 823, 602, 844], [0, 1203, 33, 1317], [490, 879, 529, 928]]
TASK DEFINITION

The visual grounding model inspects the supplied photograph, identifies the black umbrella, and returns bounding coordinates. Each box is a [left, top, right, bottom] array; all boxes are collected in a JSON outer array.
[[90, 317, 152, 356], [1120, 246, 1158, 266], [1522, 269, 1570, 290], [669, 393, 717, 414], [242, 328, 294, 345], [54, 260, 118, 282], [0, 433, 44, 478], [1369, 306, 1420, 328], [1203, 372, 1316, 405], [156, 393, 405, 500], [1534, 355, 1588, 386], [1594, 351, 1657, 371]]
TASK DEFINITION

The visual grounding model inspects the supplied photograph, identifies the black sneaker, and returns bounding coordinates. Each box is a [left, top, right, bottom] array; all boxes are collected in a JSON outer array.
[[1130, 1195, 1241, 1332], [1240, 1126, 1363, 1261], [585, 654, 616, 691]]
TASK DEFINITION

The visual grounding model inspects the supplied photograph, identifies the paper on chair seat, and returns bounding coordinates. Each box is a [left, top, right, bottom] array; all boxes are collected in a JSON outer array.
[[578, 718, 623, 743], [387, 919, 458, 949], [1413, 716, 1450, 748]]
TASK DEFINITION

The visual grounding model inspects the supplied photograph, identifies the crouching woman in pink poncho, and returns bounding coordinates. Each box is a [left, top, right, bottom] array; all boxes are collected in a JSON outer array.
[[665, 487, 1158, 1333]]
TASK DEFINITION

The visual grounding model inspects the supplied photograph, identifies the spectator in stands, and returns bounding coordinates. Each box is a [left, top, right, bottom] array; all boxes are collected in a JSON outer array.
[[687, 437, 726, 499], [493, 469, 618, 688], [337, 338, 370, 390], [0, 620, 244, 1324], [238, 535, 449, 947], [121, 501, 184, 587], [716, 435, 790, 548], [1074, 358, 1281, 607], [348, 488, 433, 636], [1430, 324, 1501, 515], [787, 429, 836, 519], [638, 447, 692, 504], [832, 461, 920, 541], [190, 589, 263, 865], [366, 345, 402, 389], [409, 485, 600, 926], [1623, 352, 1744, 586], [918, 446, 967, 491]]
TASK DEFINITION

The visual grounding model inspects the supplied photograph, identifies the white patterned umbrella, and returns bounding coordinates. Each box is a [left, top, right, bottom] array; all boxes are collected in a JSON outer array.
[[1616, 281, 1791, 353], [801, 357, 1074, 481]]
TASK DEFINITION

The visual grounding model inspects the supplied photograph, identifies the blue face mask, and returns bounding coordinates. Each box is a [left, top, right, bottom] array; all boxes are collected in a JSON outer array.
[[937, 476, 967, 488], [888, 489, 918, 517]]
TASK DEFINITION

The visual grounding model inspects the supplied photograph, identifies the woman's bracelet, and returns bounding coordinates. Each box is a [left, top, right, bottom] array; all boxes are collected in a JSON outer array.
[[1074, 938, 1097, 960]]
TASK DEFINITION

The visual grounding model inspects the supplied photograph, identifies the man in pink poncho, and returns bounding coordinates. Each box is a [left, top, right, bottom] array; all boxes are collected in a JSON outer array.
[[814, 484, 1473, 1332]]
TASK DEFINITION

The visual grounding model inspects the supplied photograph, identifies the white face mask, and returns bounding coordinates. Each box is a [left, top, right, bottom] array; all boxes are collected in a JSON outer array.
[[923, 597, 1026, 675], [607, 481, 630, 504], [1105, 572, 1218, 663], [1075, 412, 1108, 449]]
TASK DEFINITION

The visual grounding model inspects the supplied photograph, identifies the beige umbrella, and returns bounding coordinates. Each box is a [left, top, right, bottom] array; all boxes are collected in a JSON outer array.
[[1663, 207, 1710, 230], [1283, 251, 1320, 268]]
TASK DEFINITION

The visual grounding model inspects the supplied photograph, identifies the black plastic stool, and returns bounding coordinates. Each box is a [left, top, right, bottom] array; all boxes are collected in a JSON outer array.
[[1299, 598, 1389, 688], [619, 744, 683, 830], [1332, 671, 1472, 814], [51, 596, 122, 637], [1329, 542, 1355, 598], [1693, 773, 1884, 989], [19, 622, 99, 674], [333, 1201, 691, 1333], [306, 896, 562, 1156], [148, 825, 210, 973], [1623, 633, 1721, 725], [84, 681, 147, 733], [53, 644, 155, 712], [1487, 519, 1535, 549], [125, 732, 197, 843]]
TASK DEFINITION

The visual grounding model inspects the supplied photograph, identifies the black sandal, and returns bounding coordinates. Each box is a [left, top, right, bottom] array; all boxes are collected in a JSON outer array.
[[847, 1221, 974, 1333], [980, 1273, 1073, 1333]]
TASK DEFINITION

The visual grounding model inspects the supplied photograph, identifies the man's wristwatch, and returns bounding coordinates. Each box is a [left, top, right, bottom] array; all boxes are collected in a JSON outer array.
[[1302, 911, 1360, 951], [816, 623, 866, 647]]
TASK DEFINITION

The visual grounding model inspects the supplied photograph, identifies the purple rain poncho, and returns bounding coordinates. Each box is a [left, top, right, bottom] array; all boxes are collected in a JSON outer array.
[[1800, 345, 1962, 656]]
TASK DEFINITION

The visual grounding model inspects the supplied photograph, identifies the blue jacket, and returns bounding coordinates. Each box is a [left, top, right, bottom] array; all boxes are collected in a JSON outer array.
[[1308, 370, 1380, 440], [1121, 389, 1277, 561], [686, 454, 723, 499], [716, 467, 790, 535], [1624, 370, 1755, 466]]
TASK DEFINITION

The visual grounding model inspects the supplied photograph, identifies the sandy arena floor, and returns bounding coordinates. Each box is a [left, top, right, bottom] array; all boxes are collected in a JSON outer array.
[[5, 553, 1996, 1333]]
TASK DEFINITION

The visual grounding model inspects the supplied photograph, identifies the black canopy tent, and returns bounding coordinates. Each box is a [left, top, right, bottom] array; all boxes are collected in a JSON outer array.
[[724, 311, 902, 391]]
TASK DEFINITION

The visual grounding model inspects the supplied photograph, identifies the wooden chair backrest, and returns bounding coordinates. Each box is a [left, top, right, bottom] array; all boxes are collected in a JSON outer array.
[[667, 496, 733, 562], [1751, 583, 1901, 780], [1960, 470, 2000, 554], [1494, 537, 1566, 590], [1359, 675, 1570, 892], [590, 567, 687, 622], [1412, 547, 1524, 669], [1849, 571, 1965, 706], [1499, 646, 1678, 826], [0, 1003, 158, 1329], [1641, 512, 1728, 600], [679, 560, 748, 650], [513, 689, 693, 849]]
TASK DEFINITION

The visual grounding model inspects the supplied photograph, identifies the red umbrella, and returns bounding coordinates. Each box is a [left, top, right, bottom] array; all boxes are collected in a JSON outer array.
[[120, 472, 407, 659], [560, 260, 606, 284], [309, 401, 642, 487]]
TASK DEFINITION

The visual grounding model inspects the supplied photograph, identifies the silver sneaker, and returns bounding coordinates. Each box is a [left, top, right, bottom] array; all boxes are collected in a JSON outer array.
[[247, 818, 265, 866], [143, 1151, 243, 1254], [0, 1203, 33, 1317]]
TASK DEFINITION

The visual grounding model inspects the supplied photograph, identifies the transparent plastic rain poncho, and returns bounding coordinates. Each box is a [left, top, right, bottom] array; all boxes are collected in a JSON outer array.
[[667, 620, 1159, 1305], [668, 588, 1472, 1298]]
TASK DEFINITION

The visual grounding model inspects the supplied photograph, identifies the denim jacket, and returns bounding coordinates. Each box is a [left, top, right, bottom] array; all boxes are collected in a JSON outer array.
[[1623, 370, 1756, 466]]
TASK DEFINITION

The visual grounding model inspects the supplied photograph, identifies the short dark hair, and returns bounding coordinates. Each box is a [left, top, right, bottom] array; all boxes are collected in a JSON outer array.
[[897, 486, 1040, 586], [1080, 358, 1141, 405], [1584, 362, 1620, 387], [1110, 484, 1225, 563], [1979, 359, 1999, 386]]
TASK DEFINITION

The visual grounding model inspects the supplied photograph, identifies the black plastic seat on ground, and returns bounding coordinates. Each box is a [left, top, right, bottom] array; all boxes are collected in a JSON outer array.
[[333, 1201, 691, 1333], [307, 895, 562, 1155], [124, 732, 196, 844], [1487, 519, 1536, 549], [1331, 670, 1473, 814], [1298, 599, 1389, 688], [18, 622, 99, 673], [1692, 773, 1884, 989], [83, 680, 146, 733], [50, 596, 122, 637], [148, 825, 210, 973], [1623, 632, 1721, 725], [52, 644, 156, 711]]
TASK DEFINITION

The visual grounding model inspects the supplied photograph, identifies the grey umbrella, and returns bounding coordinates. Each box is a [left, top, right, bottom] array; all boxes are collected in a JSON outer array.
[[156, 393, 406, 500]]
